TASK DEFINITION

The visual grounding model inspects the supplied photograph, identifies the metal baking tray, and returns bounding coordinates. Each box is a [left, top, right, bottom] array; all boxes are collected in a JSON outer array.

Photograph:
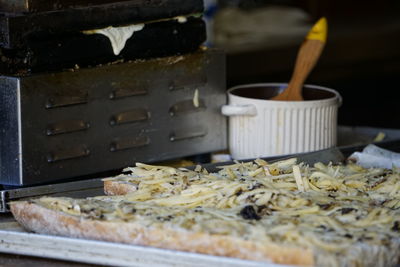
[[0, 178, 104, 212], [0, 131, 398, 266], [0, 146, 389, 265], [0, 226, 290, 267], [0, 148, 344, 266]]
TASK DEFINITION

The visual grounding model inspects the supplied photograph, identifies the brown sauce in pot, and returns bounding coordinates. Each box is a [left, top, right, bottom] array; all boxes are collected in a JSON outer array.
[[231, 85, 336, 101]]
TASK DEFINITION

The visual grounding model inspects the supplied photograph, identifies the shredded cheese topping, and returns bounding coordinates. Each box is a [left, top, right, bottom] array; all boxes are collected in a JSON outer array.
[[30, 158, 400, 266]]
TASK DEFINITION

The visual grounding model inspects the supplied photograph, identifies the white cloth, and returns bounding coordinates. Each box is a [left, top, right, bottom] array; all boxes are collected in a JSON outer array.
[[349, 144, 400, 169]]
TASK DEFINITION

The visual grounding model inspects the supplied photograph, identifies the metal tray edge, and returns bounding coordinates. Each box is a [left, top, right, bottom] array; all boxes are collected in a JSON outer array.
[[0, 230, 291, 267]]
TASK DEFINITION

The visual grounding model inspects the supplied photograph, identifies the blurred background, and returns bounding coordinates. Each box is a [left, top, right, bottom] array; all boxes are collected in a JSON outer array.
[[205, 0, 400, 129]]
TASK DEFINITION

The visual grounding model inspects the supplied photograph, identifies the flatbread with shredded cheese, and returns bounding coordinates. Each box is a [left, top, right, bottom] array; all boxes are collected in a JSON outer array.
[[10, 158, 400, 267]]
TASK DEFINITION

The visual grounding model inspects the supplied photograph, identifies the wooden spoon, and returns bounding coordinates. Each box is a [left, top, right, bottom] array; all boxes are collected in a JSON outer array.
[[271, 17, 328, 101]]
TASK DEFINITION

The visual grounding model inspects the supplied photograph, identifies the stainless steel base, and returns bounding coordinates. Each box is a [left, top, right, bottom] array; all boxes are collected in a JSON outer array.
[[0, 49, 227, 185]]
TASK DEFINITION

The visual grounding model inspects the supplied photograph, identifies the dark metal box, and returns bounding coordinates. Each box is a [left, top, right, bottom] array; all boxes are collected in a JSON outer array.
[[0, 0, 204, 49], [0, 17, 206, 75], [0, 49, 227, 185], [0, 0, 133, 13]]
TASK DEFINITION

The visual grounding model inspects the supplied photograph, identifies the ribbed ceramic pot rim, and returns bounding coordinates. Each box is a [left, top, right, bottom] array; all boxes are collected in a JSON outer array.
[[227, 83, 342, 106]]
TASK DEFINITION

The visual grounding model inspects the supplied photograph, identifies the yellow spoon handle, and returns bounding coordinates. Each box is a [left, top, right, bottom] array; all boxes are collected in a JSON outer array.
[[271, 17, 328, 101], [306, 17, 328, 43]]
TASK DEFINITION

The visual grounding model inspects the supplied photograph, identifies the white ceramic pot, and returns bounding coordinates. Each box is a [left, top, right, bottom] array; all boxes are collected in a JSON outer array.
[[221, 83, 342, 160]]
